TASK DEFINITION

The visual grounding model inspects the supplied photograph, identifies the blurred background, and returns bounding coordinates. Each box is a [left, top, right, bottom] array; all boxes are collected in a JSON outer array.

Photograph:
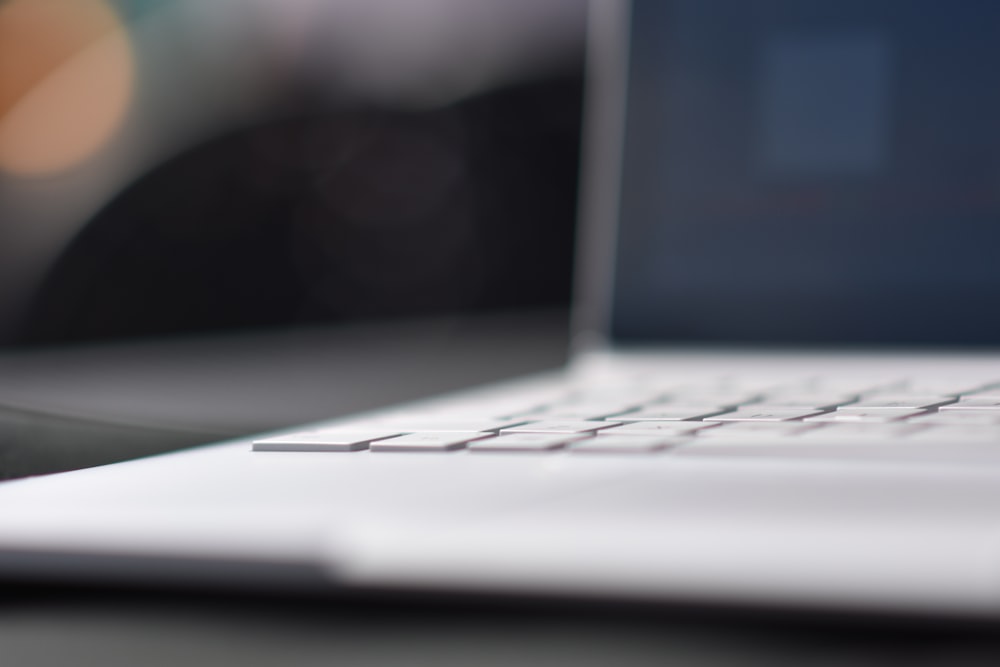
[[0, 0, 585, 478], [0, 0, 586, 346]]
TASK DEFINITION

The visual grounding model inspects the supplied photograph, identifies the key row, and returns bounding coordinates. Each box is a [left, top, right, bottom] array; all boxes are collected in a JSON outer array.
[[253, 419, 1000, 453], [410, 394, 1000, 425]]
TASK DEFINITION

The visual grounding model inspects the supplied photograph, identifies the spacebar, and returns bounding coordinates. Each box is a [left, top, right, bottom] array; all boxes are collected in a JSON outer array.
[[672, 438, 1000, 464]]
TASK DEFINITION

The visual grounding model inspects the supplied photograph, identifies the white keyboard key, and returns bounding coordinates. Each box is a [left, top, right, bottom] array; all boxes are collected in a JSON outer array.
[[809, 378, 907, 394], [705, 407, 825, 422], [369, 418, 524, 433], [939, 398, 1000, 411], [368, 432, 490, 452], [535, 404, 638, 420], [956, 389, 1000, 400], [674, 425, 1000, 462], [660, 392, 761, 408], [674, 437, 901, 454], [672, 440, 1000, 463], [610, 406, 732, 422], [797, 423, 920, 439], [753, 393, 857, 409], [467, 434, 582, 452], [960, 389, 1000, 401], [410, 406, 544, 421], [903, 383, 990, 396], [839, 395, 955, 410], [500, 420, 619, 435], [252, 430, 400, 452], [722, 379, 807, 393], [599, 421, 718, 436], [697, 422, 820, 438], [569, 435, 677, 454], [495, 408, 549, 420], [908, 411, 1000, 426], [563, 388, 665, 404], [396, 400, 541, 421], [804, 409, 925, 423]]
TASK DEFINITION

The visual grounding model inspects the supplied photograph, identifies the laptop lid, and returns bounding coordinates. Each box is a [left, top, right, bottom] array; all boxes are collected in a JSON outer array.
[[574, 0, 1000, 349]]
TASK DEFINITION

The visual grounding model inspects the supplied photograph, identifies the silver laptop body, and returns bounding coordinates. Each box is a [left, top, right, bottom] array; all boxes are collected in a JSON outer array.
[[2, 0, 1000, 619]]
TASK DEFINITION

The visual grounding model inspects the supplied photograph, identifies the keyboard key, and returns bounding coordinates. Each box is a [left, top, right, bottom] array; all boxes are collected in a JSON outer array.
[[598, 421, 718, 436], [409, 406, 544, 421], [796, 423, 920, 439], [562, 387, 665, 404], [569, 435, 677, 454], [367, 418, 524, 433], [956, 390, 1000, 400], [839, 395, 955, 410], [705, 408, 825, 422], [534, 404, 639, 420], [252, 430, 401, 452], [804, 409, 925, 423], [467, 434, 582, 452], [500, 420, 619, 435], [394, 400, 541, 421], [674, 422, 1000, 462], [672, 438, 1000, 463], [753, 393, 857, 409], [369, 432, 490, 452], [697, 422, 820, 438], [908, 411, 1000, 426], [659, 392, 761, 408], [940, 398, 1000, 411], [808, 378, 907, 394], [903, 382, 993, 396], [610, 406, 733, 422]]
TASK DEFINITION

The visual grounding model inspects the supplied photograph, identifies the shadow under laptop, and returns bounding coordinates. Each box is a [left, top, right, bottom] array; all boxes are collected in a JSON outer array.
[[5, 580, 1000, 667]]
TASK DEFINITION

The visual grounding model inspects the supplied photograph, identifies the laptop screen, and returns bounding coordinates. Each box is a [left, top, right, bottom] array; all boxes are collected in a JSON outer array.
[[610, 0, 1000, 345]]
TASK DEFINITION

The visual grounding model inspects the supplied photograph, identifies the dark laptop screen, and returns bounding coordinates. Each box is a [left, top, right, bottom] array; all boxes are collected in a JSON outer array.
[[610, 0, 1000, 345]]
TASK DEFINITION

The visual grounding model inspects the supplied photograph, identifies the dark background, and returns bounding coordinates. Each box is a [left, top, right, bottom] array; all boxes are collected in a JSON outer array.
[[0, 0, 584, 347], [15, 78, 581, 344], [13, 76, 582, 345]]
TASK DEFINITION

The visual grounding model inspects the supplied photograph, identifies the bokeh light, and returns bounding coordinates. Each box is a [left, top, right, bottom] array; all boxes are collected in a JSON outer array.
[[0, 0, 134, 176]]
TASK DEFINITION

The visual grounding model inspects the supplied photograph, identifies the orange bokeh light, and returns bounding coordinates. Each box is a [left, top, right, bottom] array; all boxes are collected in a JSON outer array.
[[0, 0, 134, 176]]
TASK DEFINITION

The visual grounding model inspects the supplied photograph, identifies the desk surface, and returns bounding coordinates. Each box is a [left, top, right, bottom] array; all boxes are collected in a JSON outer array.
[[4, 584, 1000, 667]]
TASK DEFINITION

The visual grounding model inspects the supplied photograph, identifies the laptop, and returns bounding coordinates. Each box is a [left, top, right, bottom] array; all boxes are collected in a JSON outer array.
[[2, 0, 1000, 618]]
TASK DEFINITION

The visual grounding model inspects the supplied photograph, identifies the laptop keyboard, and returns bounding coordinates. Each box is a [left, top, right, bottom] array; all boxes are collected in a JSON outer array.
[[251, 377, 1000, 462]]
